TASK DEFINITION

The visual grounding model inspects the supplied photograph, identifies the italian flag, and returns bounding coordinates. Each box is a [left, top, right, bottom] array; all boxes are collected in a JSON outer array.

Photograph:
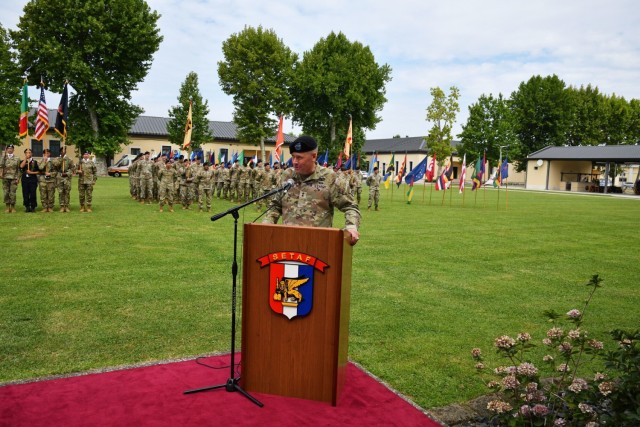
[[19, 83, 28, 137]]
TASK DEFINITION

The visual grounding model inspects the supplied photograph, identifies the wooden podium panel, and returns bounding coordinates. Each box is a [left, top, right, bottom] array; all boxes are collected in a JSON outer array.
[[240, 223, 352, 405]]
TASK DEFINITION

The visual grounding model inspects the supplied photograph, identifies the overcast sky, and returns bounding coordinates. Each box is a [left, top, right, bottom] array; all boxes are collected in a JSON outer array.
[[3, 0, 639, 140]]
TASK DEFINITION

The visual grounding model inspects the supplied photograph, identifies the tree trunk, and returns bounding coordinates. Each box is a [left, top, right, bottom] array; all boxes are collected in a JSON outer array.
[[260, 137, 266, 162], [87, 105, 108, 175]]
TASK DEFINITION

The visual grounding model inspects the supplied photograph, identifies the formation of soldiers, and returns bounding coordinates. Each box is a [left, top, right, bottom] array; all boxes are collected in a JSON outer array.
[[1, 144, 98, 213], [126, 152, 368, 213]]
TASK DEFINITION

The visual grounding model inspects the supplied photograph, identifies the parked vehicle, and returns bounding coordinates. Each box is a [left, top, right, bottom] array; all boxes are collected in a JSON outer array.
[[107, 154, 136, 177]]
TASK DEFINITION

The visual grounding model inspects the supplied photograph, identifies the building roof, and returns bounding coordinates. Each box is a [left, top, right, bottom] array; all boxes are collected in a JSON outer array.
[[129, 115, 296, 143], [32, 109, 296, 144], [528, 145, 640, 162], [362, 136, 427, 154]]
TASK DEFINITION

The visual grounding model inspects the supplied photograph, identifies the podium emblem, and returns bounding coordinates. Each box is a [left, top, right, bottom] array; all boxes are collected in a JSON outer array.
[[258, 251, 328, 320]]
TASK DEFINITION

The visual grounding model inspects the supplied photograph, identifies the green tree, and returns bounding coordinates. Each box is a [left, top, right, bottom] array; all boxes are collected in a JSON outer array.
[[565, 84, 608, 147], [0, 24, 23, 147], [11, 0, 162, 167], [509, 75, 572, 166], [290, 31, 392, 159], [603, 94, 632, 145], [167, 72, 213, 153], [627, 99, 640, 145], [458, 93, 515, 166], [425, 86, 460, 165], [218, 25, 297, 161]]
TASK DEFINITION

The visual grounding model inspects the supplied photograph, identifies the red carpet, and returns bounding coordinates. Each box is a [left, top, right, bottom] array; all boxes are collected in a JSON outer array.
[[0, 355, 441, 426]]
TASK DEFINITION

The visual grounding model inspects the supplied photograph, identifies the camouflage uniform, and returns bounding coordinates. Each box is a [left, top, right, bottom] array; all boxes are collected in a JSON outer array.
[[256, 165, 275, 210], [1, 151, 21, 212], [220, 164, 231, 199], [138, 156, 154, 203], [238, 164, 251, 202], [77, 158, 98, 211], [157, 164, 177, 211], [229, 162, 240, 201], [366, 170, 383, 210], [263, 166, 360, 230], [354, 170, 363, 204], [196, 165, 215, 211], [38, 155, 57, 212], [191, 159, 203, 204], [128, 157, 139, 199], [212, 164, 222, 198], [54, 155, 75, 212], [179, 162, 195, 209]]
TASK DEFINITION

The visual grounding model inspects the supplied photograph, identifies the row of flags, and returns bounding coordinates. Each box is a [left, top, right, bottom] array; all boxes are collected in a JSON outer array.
[[19, 81, 69, 141]]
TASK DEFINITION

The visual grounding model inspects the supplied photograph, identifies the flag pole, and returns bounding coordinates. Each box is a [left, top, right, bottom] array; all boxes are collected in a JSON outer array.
[[449, 181, 453, 206], [505, 178, 509, 210]]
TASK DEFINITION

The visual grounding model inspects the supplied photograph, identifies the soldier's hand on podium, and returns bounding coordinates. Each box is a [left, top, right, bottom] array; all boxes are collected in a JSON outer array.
[[346, 229, 359, 246]]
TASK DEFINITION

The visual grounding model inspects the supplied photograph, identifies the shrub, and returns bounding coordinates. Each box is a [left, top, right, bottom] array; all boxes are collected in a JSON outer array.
[[471, 275, 639, 426]]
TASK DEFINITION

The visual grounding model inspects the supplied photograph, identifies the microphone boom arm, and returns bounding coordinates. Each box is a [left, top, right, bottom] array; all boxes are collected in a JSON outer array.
[[211, 180, 293, 222]]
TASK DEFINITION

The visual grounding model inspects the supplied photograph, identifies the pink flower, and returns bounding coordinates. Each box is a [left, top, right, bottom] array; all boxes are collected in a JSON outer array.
[[487, 381, 500, 389], [568, 378, 589, 393], [547, 327, 563, 339], [517, 362, 538, 377], [495, 335, 516, 349], [471, 348, 482, 358], [589, 339, 604, 350], [554, 418, 567, 426], [593, 372, 607, 381], [531, 404, 549, 417], [558, 342, 573, 354], [566, 309, 581, 319], [502, 375, 520, 390], [557, 363, 571, 373], [517, 332, 532, 342], [487, 400, 512, 414], [543, 354, 554, 362], [475, 362, 485, 370], [578, 402, 594, 414], [598, 381, 614, 396], [542, 338, 552, 346], [568, 329, 583, 340], [519, 405, 531, 416]]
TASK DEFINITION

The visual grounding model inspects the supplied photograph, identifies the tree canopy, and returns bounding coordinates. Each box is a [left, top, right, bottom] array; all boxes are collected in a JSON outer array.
[[218, 25, 297, 161], [0, 24, 22, 147], [167, 72, 212, 152], [11, 0, 162, 158], [290, 31, 392, 160], [425, 86, 460, 164]]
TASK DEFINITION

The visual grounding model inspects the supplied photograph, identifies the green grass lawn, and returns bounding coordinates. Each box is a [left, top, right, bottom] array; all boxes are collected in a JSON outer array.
[[1, 177, 638, 409]]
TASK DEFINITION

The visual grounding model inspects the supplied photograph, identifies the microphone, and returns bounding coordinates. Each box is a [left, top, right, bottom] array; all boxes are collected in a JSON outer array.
[[282, 179, 294, 192]]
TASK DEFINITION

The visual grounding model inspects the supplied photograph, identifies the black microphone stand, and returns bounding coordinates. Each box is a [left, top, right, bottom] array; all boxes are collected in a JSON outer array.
[[183, 183, 292, 406]]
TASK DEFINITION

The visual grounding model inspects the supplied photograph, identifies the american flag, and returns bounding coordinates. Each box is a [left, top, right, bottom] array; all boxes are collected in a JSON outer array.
[[34, 85, 49, 141]]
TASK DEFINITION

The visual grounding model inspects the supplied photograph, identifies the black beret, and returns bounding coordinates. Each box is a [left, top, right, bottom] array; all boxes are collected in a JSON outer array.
[[144, 151, 150, 155], [83, 150, 91, 155], [7, 144, 14, 148], [289, 135, 317, 154]]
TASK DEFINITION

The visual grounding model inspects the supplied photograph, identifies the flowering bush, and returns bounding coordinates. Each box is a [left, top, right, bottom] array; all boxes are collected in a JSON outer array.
[[471, 275, 640, 426]]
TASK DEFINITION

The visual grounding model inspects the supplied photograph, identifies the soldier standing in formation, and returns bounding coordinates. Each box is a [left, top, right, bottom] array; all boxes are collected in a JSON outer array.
[[19, 148, 39, 213], [77, 150, 98, 212], [138, 151, 154, 204], [354, 168, 363, 205], [54, 146, 75, 212], [196, 162, 215, 212], [38, 149, 57, 212], [366, 167, 382, 211], [263, 135, 360, 246], [256, 162, 276, 210], [157, 159, 177, 212], [1, 144, 21, 213]]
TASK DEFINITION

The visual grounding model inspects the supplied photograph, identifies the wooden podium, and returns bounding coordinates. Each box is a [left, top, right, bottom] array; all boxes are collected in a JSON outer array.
[[240, 223, 352, 405]]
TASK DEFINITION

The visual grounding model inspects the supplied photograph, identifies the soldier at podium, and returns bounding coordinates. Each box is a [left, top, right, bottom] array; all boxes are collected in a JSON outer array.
[[262, 135, 361, 245]]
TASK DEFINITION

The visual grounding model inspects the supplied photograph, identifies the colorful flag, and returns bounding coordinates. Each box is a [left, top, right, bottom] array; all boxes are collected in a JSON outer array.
[[500, 158, 509, 180], [426, 153, 436, 182], [220, 153, 225, 164], [406, 177, 416, 203], [269, 153, 273, 167], [404, 156, 427, 184], [336, 151, 343, 169], [388, 153, 395, 173], [54, 82, 69, 139], [252, 154, 258, 165], [19, 82, 28, 137], [274, 114, 284, 164], [344, 155, 352, 170], [317, 149, 329, 167], [368, 152, 378, 175], [472, 152, 485, 191], [435, 156, 453, 191], [34, 85, 49, 141], [343, 116, 353, 158], [459, 154, 467, 193], [383, 172, 392, 189], [182, 100, 193, 150], [238, 151, 244, 165], [286, 157, 293, 167], [396, 154, 407, 187]]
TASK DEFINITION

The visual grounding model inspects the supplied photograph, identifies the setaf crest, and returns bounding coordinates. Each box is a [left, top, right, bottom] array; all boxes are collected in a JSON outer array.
[[258, 251, 328, 320]]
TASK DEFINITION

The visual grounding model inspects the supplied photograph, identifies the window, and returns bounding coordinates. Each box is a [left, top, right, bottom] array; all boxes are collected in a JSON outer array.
[[220, 148, 229, 164], [162, 145, 171, 156], [49, 140, 61, 157], [31, 139, 43, 157], [130, 147, 141, 156]]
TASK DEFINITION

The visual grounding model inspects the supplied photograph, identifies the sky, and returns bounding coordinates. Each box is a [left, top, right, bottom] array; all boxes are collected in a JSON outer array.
[[2, 0, 639, 140]]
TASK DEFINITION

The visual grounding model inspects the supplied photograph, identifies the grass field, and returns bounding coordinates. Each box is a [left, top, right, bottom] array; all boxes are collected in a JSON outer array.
[[1, 177, 638, 409]]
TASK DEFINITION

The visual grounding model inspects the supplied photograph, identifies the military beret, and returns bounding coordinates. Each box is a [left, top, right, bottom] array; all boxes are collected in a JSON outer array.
[[144, 151, 150, 155], [83, 150, 91, 155], [289, 135, 317, 154], [7, 144, 14, 148], [204, 162, 210, 166]]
